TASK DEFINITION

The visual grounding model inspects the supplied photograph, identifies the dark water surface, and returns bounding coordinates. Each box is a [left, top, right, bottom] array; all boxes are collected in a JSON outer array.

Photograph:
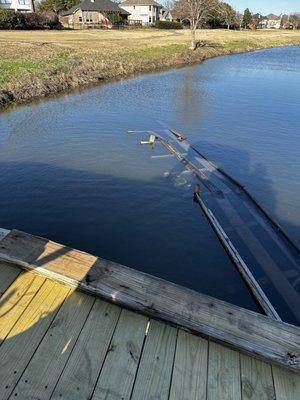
[[1, 46, 299, 312]]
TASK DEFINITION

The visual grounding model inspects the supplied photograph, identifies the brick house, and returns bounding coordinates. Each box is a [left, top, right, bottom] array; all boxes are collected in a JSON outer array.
[[60, 0, 130, 29]]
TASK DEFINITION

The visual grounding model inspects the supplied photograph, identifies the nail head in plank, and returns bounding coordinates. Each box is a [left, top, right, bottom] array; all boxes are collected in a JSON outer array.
[[0, 230, 299, 372]]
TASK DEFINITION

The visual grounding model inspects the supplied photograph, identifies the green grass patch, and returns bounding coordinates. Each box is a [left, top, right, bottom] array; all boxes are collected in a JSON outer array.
[[0, 51, 71, 85]]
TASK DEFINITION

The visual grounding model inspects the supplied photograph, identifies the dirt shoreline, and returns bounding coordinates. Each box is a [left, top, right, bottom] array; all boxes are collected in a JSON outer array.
[[1, 29, 299, 110]]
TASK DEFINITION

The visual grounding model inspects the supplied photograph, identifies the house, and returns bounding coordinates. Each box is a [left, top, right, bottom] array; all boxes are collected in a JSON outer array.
[[59, 0, 130, 29], [252, 13, 267, 28], [0, 0, 34, 13], [120, 0, 162, 26], [261, 13, 282, 29]]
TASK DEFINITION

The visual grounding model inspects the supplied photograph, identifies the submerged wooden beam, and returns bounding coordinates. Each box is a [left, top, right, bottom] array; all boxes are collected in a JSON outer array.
[[195, 194, 281, 321], [0, 229, 299, 372]]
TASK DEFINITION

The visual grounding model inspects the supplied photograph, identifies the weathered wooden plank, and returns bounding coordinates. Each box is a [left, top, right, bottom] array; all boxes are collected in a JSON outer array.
[[217, 196, 300, 323], [51, 300, 121, 400], [131, 320, 177, 400], [169, 330, 208, 400], [272, 365, 300, 400], [207, 341, 241, 400], [240, 354, 275, 400], [0, 230, 299, 372], [92, 309, 148, 400], [9, 291, 94, 400], [0, 280, 70, 400], [0, 271, 45, 343], [0, 228, 10, 241], [195, 193, 281, 321], [0, 262, 21, 296]]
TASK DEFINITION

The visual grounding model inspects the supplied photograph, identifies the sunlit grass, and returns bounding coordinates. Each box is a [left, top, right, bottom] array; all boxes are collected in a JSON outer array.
[[0, 29, 299, 105]]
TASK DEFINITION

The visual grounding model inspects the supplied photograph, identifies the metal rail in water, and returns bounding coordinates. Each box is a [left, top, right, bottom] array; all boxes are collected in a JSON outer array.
[[130, 129, 300, 325]]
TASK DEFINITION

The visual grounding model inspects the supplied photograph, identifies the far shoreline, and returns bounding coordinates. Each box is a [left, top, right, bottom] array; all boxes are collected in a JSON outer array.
[[1, 29, 300, 110]]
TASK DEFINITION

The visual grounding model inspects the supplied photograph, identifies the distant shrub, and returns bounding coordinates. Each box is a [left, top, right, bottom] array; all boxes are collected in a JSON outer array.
[[23, 12, 61, 29], [0, 10, 61, 29], [0, 9, 25, 29], [155, 20, 182, 29]]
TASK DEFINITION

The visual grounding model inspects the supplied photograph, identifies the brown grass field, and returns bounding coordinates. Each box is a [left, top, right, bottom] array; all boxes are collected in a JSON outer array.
[[1, 28, 300, 107]]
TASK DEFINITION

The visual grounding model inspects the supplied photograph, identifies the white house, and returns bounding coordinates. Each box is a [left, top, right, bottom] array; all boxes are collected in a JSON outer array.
[[261, 14, 282, 29], [121, 0, 162, 25], [0, 0, 34, 12]]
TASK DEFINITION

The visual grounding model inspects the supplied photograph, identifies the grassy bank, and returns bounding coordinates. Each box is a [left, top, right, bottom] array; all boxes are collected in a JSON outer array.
[[1, 29, 300, 108]]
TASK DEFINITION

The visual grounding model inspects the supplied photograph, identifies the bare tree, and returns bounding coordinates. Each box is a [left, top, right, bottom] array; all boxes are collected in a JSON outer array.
[[174, 0, 219, 50], [289, 13, 300, 29], [235, 11, 243, 29], [218, 2, 236, 29]]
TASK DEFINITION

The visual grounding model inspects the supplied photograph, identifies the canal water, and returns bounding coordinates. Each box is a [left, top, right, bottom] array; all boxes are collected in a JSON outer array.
[[0, 46, 299, 312]]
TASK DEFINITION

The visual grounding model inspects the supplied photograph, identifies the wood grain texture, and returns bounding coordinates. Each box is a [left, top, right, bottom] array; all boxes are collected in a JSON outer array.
[[51, 300, 121, 400], [0, 279, 70, 400], [131, 320, 177, 400], [207, 341, 241, 400], [0, 230, 299, 372], [0, 262, 21, 296], [272, 365, 300, 400], [9, 291, 94, 400], [169, 330, 208, 400], [0, 271, 45, 343], [92, 309, 148, 400], [241, 354, 275, 400]]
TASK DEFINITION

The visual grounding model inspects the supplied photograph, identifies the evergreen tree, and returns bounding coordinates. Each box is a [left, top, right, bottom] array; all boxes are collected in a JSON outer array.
[[242, 8, 252, 28]]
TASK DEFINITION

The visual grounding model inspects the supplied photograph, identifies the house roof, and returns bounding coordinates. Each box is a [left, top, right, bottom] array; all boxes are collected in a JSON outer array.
[[252, 13, 266, 21], [266, 13, 280, 20], [121, 0, 162, 7], [61, 0, 130, 16]]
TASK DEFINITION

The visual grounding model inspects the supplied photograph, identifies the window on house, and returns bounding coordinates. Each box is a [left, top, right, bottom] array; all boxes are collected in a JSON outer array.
[[79, 16, 83, 22], [149, 5, 151, 11], [84, 12, 93, 23], [153, 16, 155, 22], [18, 0, 29, 4], [0, 0, 12, 3], [133, 5, 135, 9], [149, 16, 151, 22]]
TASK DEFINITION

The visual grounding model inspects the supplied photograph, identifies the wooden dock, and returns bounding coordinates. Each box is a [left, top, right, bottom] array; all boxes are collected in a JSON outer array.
[[0, 230, 299, 399]]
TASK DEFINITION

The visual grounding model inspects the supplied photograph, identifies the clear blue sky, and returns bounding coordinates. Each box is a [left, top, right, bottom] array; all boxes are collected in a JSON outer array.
[[231, 0, 299, 14]]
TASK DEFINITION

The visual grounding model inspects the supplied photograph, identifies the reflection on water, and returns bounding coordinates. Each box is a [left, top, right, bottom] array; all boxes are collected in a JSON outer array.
[[0, 46, 299, 311]]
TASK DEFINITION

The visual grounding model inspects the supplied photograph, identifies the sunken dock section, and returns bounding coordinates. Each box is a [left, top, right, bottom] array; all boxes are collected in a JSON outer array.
[[144, 129, 300, 326], [0, 230, 299, 400]]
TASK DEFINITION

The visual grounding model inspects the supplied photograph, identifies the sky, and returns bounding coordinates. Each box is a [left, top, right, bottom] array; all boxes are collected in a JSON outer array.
[[231, 1, 299, 15]]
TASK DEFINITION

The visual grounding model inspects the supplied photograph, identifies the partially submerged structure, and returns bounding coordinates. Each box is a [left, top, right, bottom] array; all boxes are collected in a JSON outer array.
[[0, 128, 299, 398], [59, 0, 130, 29], [0, 227, 299, 399]]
